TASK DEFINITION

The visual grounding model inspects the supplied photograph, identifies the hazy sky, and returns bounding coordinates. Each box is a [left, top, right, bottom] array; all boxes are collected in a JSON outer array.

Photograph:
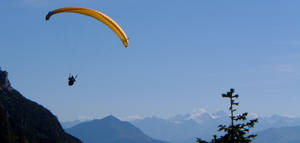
[[1, 0, 300, 121]]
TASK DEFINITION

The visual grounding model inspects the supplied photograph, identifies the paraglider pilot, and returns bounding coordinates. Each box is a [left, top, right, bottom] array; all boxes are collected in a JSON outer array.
[[68, 74, 77, 86]]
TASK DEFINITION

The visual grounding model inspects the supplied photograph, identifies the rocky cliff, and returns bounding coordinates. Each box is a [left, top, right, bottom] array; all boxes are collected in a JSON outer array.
[[0, 69, 82, 143], [0, 69, 11, 90]]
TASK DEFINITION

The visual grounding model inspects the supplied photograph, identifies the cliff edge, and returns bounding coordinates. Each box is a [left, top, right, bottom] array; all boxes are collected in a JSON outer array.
[[0, 69, 82, 143]]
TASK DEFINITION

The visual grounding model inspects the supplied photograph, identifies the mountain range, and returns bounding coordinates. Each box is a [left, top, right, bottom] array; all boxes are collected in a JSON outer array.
[[253, 126, 300, 143], [131, 111, 300, 143], [66, 115, 169, 143], [62, 109, 300, 143]]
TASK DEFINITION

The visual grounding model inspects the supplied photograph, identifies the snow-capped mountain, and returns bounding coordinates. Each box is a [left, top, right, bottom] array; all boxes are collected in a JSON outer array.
[[169, 108, 216, 124], [130, 110, 300, 143], [131, 109, 229, 143]]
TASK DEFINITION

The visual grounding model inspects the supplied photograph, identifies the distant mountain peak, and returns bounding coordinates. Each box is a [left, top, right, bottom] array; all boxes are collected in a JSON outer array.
[[168, 108, 215, 124], [102, 115, 120, 121], [211, 110, 227, 119], [120, 115, 144, 121], [67, 116, 169, 143]]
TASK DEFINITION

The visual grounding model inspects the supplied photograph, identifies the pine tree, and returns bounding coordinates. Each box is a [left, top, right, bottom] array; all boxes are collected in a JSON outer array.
[[196, 88, 258, 143]]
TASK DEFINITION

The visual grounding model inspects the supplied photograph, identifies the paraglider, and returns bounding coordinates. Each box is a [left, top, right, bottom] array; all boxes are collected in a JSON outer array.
[[45, 7, 129, 47], [68, 74, 77, 86], [45, 7, 130, 86]]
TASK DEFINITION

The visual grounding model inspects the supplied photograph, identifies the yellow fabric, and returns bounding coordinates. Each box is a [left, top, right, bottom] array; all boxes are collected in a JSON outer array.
[[46, 7, 129, 47]]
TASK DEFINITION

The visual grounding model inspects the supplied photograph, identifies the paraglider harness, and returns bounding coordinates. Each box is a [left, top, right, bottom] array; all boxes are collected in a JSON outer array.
[[68, 74, 77, 86]]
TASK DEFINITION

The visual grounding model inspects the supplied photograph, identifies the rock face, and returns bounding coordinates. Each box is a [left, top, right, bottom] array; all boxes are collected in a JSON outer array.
[[0, 69, 11, 90], [0, 69, 82, 143]]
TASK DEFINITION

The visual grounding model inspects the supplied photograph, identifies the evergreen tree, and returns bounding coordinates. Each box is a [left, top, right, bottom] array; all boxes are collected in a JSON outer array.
[[196, 88, 258, 143]]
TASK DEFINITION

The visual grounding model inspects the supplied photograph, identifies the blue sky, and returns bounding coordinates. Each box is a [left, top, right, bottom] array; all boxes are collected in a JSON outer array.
[[1, 0, 300, 121]]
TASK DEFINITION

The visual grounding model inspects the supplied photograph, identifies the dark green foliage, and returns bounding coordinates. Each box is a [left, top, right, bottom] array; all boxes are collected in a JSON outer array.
[[197, 88, 258, 143], [0, 104, 18, 143]]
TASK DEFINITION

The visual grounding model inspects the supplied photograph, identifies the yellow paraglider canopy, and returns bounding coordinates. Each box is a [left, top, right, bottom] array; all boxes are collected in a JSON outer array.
[[46, 7, 129, 47]]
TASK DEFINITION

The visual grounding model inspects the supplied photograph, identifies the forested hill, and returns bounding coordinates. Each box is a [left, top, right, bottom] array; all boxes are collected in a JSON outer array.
[[0, 69, 82, 143]]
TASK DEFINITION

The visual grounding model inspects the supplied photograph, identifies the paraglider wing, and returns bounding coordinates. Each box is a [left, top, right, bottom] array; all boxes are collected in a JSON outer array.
[[46, 7, 129, 47]]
